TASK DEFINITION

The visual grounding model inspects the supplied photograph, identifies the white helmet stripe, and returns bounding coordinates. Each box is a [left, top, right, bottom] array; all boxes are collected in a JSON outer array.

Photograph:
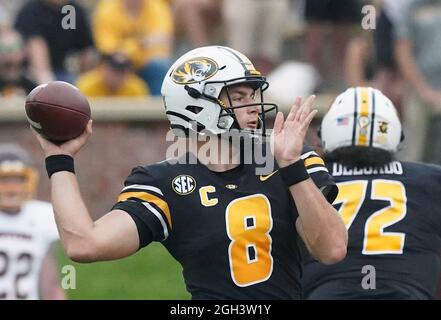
[[321, 86, 402, 153]]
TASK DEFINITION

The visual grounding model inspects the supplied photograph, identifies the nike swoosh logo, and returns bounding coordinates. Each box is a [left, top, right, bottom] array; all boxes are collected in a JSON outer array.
[[259, 170, 278, 182]]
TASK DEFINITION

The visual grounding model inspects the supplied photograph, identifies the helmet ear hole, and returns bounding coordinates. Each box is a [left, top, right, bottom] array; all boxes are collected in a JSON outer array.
[[400, 130, 405, 142], [317, 125, 322, 139], [185, 105, 204, 114]]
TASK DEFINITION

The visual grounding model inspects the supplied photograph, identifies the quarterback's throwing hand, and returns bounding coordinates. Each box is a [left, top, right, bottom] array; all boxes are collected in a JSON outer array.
[[31, 120, 93, 158], [271, 96, 317, 168]]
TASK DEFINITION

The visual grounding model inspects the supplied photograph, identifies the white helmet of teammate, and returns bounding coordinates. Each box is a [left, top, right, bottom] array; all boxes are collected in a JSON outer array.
[[161, 46, 277, 136], [0, 144, 38, 209], [321, 87, 403, 153]]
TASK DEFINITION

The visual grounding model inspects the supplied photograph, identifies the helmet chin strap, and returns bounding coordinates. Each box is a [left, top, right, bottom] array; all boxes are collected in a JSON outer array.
[[217, 108, 240, 131], [218, 112, 265, 139], [230, 117, 242, 131], [257, 115, 263, 130]]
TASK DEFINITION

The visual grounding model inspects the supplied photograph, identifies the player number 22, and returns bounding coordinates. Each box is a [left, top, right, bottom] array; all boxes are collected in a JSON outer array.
[[0, 251, 34, 299], [335, 179, 407, 254], [225, 194, 273, 287]]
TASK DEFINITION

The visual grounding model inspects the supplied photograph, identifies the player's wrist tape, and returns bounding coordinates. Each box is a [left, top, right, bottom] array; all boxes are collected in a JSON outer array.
[[45, 154, 75, 178], [279, 159, 309, 187]]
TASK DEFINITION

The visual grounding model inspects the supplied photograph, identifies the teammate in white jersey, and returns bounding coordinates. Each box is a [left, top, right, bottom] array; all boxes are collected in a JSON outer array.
[[0, 144, 65, 300]]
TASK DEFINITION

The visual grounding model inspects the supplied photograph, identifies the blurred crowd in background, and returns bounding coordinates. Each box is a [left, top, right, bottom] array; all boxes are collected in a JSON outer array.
[[0, 0, 440, 163]]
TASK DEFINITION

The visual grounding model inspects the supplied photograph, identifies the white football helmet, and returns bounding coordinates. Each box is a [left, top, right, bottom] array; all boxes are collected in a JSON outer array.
[[0, 144, 38, 210], [321, 87, 403, 153], [161, 46, 277, 137]]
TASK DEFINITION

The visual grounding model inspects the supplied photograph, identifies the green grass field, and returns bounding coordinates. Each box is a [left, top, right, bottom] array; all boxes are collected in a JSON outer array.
[[57, 243, 191, 300]]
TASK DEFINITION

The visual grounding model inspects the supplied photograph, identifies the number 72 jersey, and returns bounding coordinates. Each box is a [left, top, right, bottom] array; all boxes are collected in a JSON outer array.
[[302, 161, 441, 299]]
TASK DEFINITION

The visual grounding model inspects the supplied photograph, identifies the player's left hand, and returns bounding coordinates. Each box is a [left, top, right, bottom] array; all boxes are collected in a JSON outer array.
[[271, 95, 317, 168]]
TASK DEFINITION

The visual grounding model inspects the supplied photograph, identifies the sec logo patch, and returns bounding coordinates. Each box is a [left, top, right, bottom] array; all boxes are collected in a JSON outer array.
[[172, 175, 196, 195]]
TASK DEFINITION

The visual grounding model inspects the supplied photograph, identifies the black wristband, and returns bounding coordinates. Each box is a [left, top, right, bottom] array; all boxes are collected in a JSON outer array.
[[45, 154, 75, 178], [279, 159, 310, 187]]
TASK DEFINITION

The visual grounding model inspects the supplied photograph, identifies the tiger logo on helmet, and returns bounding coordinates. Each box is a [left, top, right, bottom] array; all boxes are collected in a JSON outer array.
[[172, 58, 219, 84]]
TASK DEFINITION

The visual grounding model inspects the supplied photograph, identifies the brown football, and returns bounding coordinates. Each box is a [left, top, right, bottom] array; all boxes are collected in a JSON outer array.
[[25, 81, 91, 143]]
